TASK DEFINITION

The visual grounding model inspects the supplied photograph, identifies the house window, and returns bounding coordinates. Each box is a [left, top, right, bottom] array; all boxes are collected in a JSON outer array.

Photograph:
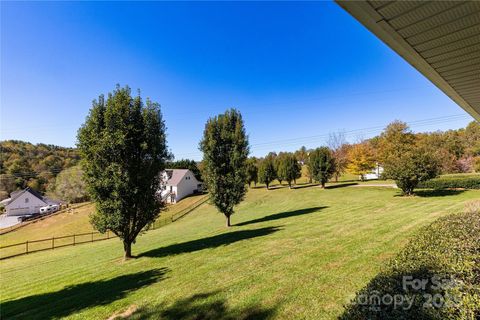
[[25, 198, 29, 203]]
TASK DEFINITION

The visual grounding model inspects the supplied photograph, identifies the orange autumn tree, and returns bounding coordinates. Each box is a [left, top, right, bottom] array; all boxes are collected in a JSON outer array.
[[347, 142, 376, 181]]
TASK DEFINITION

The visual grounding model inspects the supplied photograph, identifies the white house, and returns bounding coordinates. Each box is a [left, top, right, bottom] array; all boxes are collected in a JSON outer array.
[[363, 164, 384, 180], [159, 169, 203, 204], [2, 188, 61, 216]]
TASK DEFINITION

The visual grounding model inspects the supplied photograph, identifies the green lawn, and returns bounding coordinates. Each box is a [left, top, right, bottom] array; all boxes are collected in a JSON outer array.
[[0, 193, 207, 248], [1, 186, 477, 319]]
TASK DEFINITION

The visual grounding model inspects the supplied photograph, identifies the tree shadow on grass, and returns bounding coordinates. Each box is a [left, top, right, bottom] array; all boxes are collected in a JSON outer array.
[[138, 226, 281, 258], [414, 189, 466, 197], [130, 291, 277, 320], [1, 268, 168, 320], [235, 206, 327, 227], [325, 182, 358, 189], [266, 185, 288, 190], [291, 183, 320, 190]]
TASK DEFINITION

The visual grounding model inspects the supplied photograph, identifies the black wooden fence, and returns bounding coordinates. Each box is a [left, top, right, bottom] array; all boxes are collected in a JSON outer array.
[[0, 194, 209, 260]]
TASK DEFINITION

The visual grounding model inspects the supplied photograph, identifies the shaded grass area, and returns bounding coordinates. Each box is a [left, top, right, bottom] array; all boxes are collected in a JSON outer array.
[[130, 291, 277, 320], [2, 268, 169, 320], [1, 187, 478, 319], [139, 226, 281, 258]]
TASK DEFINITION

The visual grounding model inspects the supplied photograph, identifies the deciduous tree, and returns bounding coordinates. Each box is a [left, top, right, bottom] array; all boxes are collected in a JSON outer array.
[[276, 153, 301, 188], [77, 85, 170, 259], [246, 157, 258, 187], [52, 165, 89, 203], [383, 147, 440, 195], [308, 147, 336, 188], [259, 155, 276, 190], [377, 121, 415, 166], [199, 109, 249, 227], [328, 132, 350, 182], [346, 142, 376, 181]]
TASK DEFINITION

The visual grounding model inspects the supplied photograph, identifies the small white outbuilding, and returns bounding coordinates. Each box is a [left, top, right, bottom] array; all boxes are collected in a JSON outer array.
[[159, 169, 203, 204], [3, 188, 61, 216]]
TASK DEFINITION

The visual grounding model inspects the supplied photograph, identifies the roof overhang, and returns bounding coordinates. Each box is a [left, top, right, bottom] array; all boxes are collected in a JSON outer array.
[[336, 1, 480, 121]]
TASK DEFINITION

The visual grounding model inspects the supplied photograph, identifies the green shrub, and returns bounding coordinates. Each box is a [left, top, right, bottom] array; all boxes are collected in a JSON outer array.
[[418, 174, 480, 190], [341, 204, 480, 319]]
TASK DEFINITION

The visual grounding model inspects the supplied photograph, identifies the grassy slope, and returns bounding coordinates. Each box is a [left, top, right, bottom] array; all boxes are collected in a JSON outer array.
[[0, 194, 207, 247], [1, 186, 477, 319]]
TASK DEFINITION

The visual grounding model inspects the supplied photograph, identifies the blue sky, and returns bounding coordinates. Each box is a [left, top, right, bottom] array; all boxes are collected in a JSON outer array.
[[1, 1, 474, 160]]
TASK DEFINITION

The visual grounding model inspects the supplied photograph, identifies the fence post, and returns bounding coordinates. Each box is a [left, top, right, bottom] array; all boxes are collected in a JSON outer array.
[[73, 234, 76, 246], [52, 237, 55, 249], [26, 241, 29, 254], [91, 232, 94, 242], [107, 230, 109, 239]]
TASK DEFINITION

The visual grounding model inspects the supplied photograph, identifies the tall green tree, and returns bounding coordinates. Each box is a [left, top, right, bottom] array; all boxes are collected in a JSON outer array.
[[259, 155, 276, 190], [199, 109, 249, 227], [246, 157, 258, 187], [308, 147, 336, 188], [378, 121, 415, 166], [277, 153, 301, 188], [383, 146, 440, 195], [273, 152, 284, 185], [77, 85, 170, 259]]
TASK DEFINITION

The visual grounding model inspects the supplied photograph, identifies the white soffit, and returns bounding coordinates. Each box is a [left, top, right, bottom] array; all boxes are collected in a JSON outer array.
[[336, 0, 480, 121]]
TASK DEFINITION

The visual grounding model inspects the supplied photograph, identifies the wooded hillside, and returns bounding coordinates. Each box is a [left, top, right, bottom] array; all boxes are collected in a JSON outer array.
[[0, 140, 80, 199]]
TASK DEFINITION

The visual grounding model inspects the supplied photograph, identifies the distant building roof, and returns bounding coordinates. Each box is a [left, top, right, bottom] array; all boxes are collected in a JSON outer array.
[[163, 169, 191, 186], [5, 187, 51, 207]]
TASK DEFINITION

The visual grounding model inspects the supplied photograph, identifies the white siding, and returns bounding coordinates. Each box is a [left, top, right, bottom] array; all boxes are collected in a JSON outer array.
[[174, 171, 201, 202], [6, 192, 47, 216]]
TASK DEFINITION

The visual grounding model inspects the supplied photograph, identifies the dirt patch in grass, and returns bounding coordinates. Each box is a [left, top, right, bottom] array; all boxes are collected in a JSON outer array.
[[107, 304, 138, 320]]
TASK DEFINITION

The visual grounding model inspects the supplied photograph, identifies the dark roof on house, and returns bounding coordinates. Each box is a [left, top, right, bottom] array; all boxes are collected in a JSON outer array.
[[7, 187, 48, 206]]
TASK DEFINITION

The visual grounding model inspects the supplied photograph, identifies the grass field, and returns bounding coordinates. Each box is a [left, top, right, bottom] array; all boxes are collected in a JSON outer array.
[[0, 193, 207, 247], [1, 186, 477, 319]]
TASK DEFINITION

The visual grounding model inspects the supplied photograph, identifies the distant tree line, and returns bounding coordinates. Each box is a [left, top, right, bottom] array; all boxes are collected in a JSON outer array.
[[244, 120, 480, 195]]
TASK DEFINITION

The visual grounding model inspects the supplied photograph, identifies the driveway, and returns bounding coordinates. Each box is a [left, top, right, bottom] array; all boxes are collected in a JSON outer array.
[[0, 214, 21, 229]]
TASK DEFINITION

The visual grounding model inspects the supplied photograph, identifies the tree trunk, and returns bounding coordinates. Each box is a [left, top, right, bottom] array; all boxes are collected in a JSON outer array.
[[321, 182, 325, 188], [335, 174, 339, 182], [226, 215, 231, 227], [266, 183, 269, 190], [123, 241, 132, 260]]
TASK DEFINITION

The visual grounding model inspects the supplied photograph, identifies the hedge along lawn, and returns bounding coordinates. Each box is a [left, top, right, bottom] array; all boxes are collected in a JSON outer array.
[[1, 187, 478, 319]]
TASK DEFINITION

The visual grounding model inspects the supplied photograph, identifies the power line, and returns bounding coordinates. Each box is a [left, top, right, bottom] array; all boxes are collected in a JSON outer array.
[[1, 113, 472, 177], [173, 114, 471, 158]]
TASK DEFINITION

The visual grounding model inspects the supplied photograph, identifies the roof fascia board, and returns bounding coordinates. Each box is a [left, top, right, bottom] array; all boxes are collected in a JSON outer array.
[[336, 0, 480, 121]]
